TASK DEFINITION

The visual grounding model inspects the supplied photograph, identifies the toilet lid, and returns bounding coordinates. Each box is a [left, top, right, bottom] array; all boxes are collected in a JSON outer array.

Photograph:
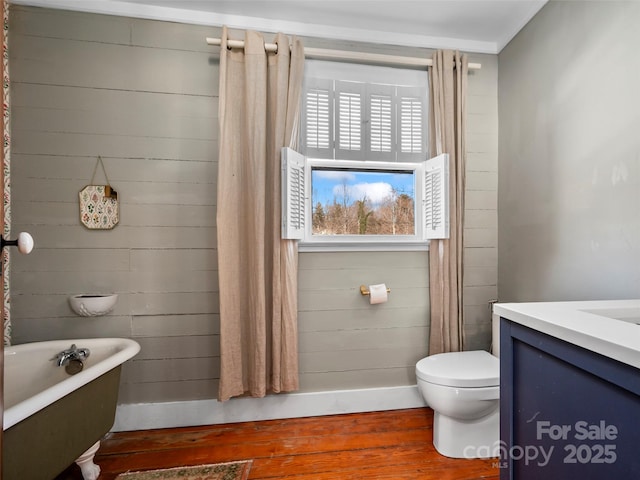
[[416, 350, 499, 388]]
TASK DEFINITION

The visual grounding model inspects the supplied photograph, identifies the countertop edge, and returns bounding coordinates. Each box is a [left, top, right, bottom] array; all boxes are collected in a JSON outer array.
[[494, 299, 640, 369]]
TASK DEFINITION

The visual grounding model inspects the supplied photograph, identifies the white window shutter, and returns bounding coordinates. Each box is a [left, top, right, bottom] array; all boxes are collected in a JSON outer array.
[[281, 147, 307, 240], [302, 78, 333, 158], [367, 83, 395, 161], [335, 80, 364, 160], [422, 154, 450, 240], [397, 86, 427, 162]]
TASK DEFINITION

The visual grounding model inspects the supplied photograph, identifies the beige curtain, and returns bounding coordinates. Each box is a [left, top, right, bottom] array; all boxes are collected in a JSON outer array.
[[217, 27, 304, 401], [428, 50, 468, 355]]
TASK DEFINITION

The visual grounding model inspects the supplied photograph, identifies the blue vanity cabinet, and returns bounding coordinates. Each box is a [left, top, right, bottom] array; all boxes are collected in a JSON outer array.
[[499, 318, 640, 479]]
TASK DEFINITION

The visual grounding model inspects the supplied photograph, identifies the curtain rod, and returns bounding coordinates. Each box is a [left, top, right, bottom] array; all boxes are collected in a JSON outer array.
[[206, 37, 481, 70]]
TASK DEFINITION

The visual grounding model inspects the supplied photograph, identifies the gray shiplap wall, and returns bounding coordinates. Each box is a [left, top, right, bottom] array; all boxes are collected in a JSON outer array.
[[9, 5, 497, 406]]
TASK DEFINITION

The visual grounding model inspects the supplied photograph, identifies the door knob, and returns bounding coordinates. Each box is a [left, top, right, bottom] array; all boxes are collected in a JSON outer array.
[[1, 232, 34, 254]]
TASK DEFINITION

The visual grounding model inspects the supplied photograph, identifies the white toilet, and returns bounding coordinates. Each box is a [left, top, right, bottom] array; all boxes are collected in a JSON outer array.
[[415, 314, 501, 459]]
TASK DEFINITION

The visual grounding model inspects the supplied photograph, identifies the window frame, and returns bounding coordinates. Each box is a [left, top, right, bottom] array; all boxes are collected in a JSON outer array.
[[301, 60, 428, 163], [281, 149, 451, 252], [290, 61, 440, 252], [302, 157, 427, 252]]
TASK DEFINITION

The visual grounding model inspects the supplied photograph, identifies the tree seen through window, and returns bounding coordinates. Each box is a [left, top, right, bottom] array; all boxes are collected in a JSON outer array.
[[311, 169, 415, 235]]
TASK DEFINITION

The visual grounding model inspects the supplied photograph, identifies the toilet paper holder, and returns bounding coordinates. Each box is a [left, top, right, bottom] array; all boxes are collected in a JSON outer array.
[[360, 284, 391, 296]]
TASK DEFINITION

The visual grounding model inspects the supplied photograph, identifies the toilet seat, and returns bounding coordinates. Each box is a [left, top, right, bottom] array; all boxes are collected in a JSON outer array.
[[416, 350, 499, 388]]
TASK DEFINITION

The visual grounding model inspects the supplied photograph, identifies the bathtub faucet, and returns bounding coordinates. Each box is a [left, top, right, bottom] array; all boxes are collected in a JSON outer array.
[[52, 344, 91, 367]]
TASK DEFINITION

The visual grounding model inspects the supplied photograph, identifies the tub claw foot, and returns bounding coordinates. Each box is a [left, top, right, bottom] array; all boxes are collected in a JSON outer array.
[[75, 441, 101, 480]]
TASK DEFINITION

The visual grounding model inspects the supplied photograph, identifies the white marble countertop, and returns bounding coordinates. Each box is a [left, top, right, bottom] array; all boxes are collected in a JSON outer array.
[[493, 299, 640, 369]]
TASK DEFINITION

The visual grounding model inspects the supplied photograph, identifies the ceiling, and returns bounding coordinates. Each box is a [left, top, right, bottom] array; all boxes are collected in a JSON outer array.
[[11, 0, 548, 53]]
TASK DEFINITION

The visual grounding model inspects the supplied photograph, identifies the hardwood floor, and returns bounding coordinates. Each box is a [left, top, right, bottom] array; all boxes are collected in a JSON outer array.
[[57, 408, 499, 479]]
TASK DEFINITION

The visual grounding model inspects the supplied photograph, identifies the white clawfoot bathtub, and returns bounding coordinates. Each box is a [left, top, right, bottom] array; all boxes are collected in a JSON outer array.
[[3, 338, 140, 480]]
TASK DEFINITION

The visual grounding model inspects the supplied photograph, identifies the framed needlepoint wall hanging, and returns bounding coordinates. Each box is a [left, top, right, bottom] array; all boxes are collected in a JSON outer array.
[[79, 156, 119, 230]]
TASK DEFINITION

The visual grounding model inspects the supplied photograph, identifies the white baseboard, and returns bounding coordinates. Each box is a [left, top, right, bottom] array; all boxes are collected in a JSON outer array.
[[112, 385, 427, 432]]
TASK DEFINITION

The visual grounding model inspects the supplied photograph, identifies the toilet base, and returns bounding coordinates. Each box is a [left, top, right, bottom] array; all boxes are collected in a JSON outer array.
[[433, 406, 500, 459]]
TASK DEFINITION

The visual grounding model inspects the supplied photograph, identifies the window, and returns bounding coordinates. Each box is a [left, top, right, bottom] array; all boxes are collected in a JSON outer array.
[[284, 61, 444, 251], [301, 61, 428, 162], [311, 167, 415, 236], [282, 149, 450, 250]]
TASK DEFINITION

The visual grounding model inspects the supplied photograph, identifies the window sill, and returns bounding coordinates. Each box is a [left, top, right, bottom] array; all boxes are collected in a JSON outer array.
[[298, 241, 429, 253]]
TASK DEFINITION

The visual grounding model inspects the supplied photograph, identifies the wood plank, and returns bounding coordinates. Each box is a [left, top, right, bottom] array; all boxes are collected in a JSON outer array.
[[467, 54, 498, 93], [465, 209, 497, 229], [463, 285, 498, 306], [466, 152, 498, 172], [11, 130, 217, 161], [11, 290, 219, 320], [10, 35, 217, 96], [12, 154, 217, 184], [13, 177, 216, 205], [463, 324, 492, 351], [463, 305, 492, 326], [122, 357, 220, 384], [10, 225, 217, 249], [466, 132, 498, 155], [12, 248, 130, 273], [12, 102, 216, 142], [128, 270, 218, 294], [464, 247, 498, 267], [11, 293, 132, 320], [298, 306, 428, 332], [467, 112, 498, 136], [130, 17, 222, 52], [464, 228, 498, 248], [129, 291, 219, 316], [130, 249, 218, 273], [463, 266, 498, 287], [298, 287, 429, 311], [300, 346, 426, 372], [10, 316, 132, 345], [11, 270, 131, 295], [10, 5, 219, 54], [298, 367, 417, 391], [12, 82, 217, 119], [299, 251, 428, 270], [467, 92, 498, 116], [53, 409, 499, 480], [134, 335, 220, 360], [10, 5, 133, 44], [466, 171, 498, 191], [117, 378, 219, 404], [298, 265, 428, 291], [132, 314, 220, 337], [299, 327, 428, 353]]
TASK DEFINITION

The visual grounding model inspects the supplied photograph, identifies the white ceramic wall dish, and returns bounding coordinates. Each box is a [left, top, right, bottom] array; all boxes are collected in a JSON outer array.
[[69, 294, 118, 317]]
